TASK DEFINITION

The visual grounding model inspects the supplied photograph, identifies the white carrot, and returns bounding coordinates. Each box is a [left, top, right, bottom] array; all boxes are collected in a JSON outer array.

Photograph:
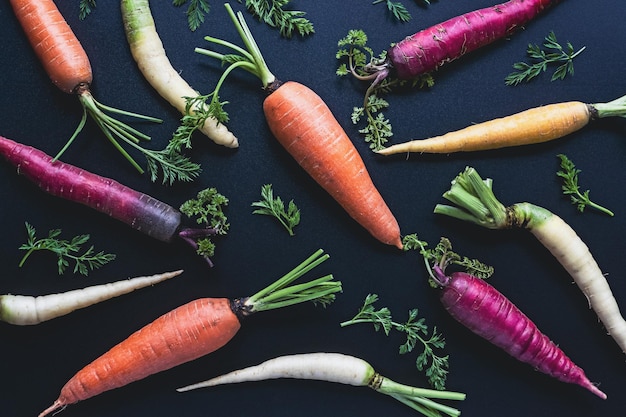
[[121, 0, 238, 148], [177, 352, 466, 417], [434, 166, 626, 354], [0, 270, 182, 325]]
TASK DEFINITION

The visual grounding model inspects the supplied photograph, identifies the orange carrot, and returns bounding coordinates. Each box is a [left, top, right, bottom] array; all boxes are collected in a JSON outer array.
[[10, 0, 92, 94], [263, 81, 402, 248], [378, 94, 626, 155], [39, 298, 239, 416], [8, 0, 198, 183], [38, 250, 341, 416], [195, 5, 402, 248]]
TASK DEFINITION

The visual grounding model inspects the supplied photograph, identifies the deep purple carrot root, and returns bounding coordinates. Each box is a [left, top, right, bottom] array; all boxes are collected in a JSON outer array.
[[387, 0, 558, 79], [0, 135, 181, 242], [433, 268, 606, 399]]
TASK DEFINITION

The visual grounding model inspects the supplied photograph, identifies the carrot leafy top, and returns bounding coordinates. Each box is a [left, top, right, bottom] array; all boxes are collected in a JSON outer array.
[[433, 166, 555, 232], [335, 30, 433, 151], [245, 249, 341, 313]]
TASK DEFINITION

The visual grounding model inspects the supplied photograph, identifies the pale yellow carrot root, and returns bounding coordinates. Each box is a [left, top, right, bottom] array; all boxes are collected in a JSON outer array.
[[531, 214, 626, 353], [122, 0, 238, 148], [378, 101, 590, 155]]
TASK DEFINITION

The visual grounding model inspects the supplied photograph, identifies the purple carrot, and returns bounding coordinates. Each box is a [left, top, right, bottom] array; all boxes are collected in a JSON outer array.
[[432, 266, 606, 399], [367, 0, 558, 83], [0, 135, 222, 265]]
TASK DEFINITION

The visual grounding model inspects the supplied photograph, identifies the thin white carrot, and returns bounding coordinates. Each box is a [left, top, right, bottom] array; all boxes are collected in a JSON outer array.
[[0, 270, 182, 325], [177, 352, 466, 417], [434, 166, 626, 354]]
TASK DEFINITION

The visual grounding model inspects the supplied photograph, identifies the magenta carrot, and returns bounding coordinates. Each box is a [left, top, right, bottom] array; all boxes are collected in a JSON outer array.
[[353, 0, 559, 87], [434, 268, 606, 399], [403, 236, 606, 399], [0, 135, 226, 265], [37, 250, 340, 416]]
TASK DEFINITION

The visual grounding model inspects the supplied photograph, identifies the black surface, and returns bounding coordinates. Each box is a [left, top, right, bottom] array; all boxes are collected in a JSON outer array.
[[1, 1, 625, 416]]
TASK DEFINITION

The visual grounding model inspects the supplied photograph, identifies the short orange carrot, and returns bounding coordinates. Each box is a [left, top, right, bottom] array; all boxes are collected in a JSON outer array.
[[9, 0, 197, 183], [195, 5, 402, 248], [38, 249, 341, 416], [378, 94, 626, 155]]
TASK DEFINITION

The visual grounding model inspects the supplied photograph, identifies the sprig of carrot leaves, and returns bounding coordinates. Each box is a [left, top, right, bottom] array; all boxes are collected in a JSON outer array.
[[336, 29, 433, 151], [341, 293, 449, 390], [166, 95, 230, 155], [252, 184, 301, 236], [506, 31, 586, 86], [242, 0, 314, 38], [557, 154, 614, 216], [19, 222, 116, 276], [179, 188, 230, 261], [372, 0, 434, 23], [78, 0, 97, 20], [403, 235, 494, 283], [172, 0, 211, 31]]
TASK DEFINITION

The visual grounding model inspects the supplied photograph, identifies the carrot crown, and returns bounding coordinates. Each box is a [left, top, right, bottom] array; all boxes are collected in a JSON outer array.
[[592, 93, 626, 119], [433, 167, 555, 231]]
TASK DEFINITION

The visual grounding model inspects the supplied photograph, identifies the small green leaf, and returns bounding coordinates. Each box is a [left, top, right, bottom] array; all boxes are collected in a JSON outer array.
[[340, 294, 449, 389], [252, 184, 301, 236], [506, 31, 585, 85], [557, 154, 614, 216], [18, 222, 116, 276]]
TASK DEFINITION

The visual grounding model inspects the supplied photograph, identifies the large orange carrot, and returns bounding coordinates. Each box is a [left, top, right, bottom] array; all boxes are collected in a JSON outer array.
[[195, 5, 402, 248], [38, 250, 341, 416], [9, 0, 197, 184], [263, 81, 402, 248], [39, 298, 238, 416], [378, 94, 626, 155]]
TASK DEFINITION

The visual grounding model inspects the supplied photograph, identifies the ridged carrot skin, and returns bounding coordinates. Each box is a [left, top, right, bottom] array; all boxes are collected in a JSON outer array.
[[387, 0, 557, 79], [378, 101, 591, 154], [0, 135, 181, 243], [263, 81, 402, 249], [437, 269, 606, 399], [38, 297, 242, 417], [9, 0, 92, 94]]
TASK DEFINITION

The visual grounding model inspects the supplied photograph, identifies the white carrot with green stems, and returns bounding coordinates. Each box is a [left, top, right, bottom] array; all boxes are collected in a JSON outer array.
[[434, 166, 626, 354], [177, 352, 466, 417], [121, 0, 238, 149]]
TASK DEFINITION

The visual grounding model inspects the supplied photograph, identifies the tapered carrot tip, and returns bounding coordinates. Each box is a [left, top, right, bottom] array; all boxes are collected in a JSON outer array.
[[585, 382, 607, 400], [38, 399, 64, 417]]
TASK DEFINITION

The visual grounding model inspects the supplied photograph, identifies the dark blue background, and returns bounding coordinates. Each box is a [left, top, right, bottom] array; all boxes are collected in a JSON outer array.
[[1, 1, 625, 416]]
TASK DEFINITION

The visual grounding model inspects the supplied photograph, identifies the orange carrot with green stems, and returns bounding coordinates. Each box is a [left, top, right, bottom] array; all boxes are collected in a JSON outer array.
[[38, 249, 341, 416], [194, 4, 402, 248], [378, 94, 626, 155], [9, 0, 198, 183]]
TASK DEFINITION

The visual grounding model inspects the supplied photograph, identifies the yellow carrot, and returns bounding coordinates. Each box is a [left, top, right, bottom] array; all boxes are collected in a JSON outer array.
[[378, 94, 626, 155]]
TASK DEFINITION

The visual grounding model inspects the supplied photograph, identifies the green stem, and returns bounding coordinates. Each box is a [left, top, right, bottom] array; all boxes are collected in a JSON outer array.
[[592, 93, 626, 118], [245, 250, 341, 312], [434, 167, 555, 232], [196, 4, 276, 88], [376, 376, 465, 417], [55, 89, 164, 174]]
